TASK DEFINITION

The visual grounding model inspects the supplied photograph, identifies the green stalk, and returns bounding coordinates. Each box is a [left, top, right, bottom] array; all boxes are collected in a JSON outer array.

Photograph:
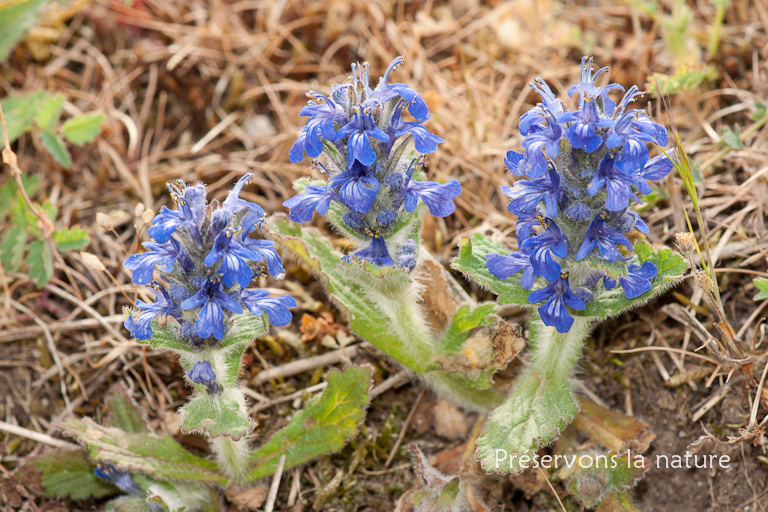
[[210, 436, 250, 484]]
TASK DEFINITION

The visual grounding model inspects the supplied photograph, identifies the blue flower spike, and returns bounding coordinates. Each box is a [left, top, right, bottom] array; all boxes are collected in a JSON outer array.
[[122, 175, 295, 348], [284, 56, 458, 270], [485, 56, 674, 332]]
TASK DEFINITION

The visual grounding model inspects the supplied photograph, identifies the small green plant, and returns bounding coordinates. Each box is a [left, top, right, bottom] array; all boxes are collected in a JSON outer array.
[[753, 278, 768, 302], [0, 174, 90, 285], [30, 176, 374, 511], [1, 90, 105, 167]]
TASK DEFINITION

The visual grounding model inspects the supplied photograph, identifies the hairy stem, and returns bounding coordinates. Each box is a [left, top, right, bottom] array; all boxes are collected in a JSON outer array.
[[210, 436, 250, 484], [528, 313, 593, 381]]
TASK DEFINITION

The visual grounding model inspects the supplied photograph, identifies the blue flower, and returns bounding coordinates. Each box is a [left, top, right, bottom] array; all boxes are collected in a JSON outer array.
[[527, 273, 585, 333], [557, 95, 613, 152], [575, 214, 632, 262], [94, 463, 143, 495], [389, 104, 444, 154], [640, 153, 674, 182], [188, 361, 220, 394], [520, 121, 562, 178], [587, 155, 650, 211], [328, 162, 381, 214], [180, 278, 243, 340], [347, 235, 395, 266], [403, 164, 461, 217], [289, 93, 341, 163], [604, 261, 658, 299], [515, 210, 539, 241], [504, 150, 525, 176], [334, 109, 389, 166], [204, 227, 258, 288], [124, 283, 180, 341], [519, 78, 566, 135], [567, 56, 624, 114], [222, 173, 266, 228], [520, 219, 568, 282], [485, 251, 535, 289], [147, 182, 205, 243], [371, 56, 429, 119], [241, 289, 297, 326], [607, 112, 654, 173], [282, 184, 337, 223], [123, 238, 182, 285], [240, 236, 285, 279], [502, 163, 560, 218]]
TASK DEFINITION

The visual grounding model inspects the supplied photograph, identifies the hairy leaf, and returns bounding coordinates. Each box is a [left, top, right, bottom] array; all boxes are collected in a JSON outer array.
[[62, 112, 106, 145], [451, 233, 532, 307], [106, 496, 154, 512], [104, 383, 149, 433], [179, 390, 252, 440], [0, 225, 28, 271], [31, 448, 116, 500], [439, 304, 497, 354], [40, 130, 72, 167], [59, 416, 227, 484], [247, 366, 373, 481], [34, 93, 65, 131], [27, 239, 53, 286], [399, 443, 459, 512], [565, 453, 649, 508], [475, 371, 578, 474], [53, 225, 90, 251]]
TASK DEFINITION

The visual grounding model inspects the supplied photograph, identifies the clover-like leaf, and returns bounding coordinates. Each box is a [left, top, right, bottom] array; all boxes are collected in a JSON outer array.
[[247, 366, 373, 481], [59, 417, 227, 484], [53, 225, 90, 252], [451, 233, 532, 307], [179, 389, 252, 440], [40, 130, 73, 167], [62, 112, 106, 146]]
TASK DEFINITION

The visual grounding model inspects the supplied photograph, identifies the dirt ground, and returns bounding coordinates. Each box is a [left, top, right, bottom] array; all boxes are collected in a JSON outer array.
[[1, 0, 767, 510]]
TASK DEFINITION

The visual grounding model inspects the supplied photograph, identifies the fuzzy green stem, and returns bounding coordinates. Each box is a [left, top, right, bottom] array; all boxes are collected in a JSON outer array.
[[210, 436, 250, 484], [528, 313, 593, 381]]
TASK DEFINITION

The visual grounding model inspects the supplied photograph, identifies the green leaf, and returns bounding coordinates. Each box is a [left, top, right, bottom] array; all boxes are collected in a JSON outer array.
[[58, 416, 227, 484], [451, 233, 532, 306], [0, 0, 49, 63], [720, 126, 742, 149], [753, 278, 768, 301], [596, 491, 643, 512], [31, 448, 117, 500], [179, 389, 253, 441], [104, 383, 149, 433], [751, 102, 766, 122], [402, 444, 460, 512], [0, 225, 28, 271], [476, 370, 578, 474], [34, 93, 65, 131], [53, 225, 90, 251], [0, 174, 39, 219], [62, 112, 106, 146], [247, 366, 373, 481], [566, 453, 649, 508], [27, 239, 53, 287], [39, 130, 72, 167], [439, 304, 497, 354], [576, 241, 688, 318], [1, 91, 47, 146]]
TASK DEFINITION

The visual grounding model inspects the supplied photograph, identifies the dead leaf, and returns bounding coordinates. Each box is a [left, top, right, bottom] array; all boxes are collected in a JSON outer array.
[[228, 485, 268, 511], [433, 398, 469, 440], [572, 398, 654, 453]]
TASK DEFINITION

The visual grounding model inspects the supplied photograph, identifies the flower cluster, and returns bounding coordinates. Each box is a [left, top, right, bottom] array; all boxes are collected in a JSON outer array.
[[284, 56, 461, 267], [486, 57, 673, 333], [123, 174, 296, 346]]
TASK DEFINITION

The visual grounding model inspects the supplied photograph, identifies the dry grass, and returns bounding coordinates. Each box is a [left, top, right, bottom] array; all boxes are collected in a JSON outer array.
[[1, 0, 768, 510]]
